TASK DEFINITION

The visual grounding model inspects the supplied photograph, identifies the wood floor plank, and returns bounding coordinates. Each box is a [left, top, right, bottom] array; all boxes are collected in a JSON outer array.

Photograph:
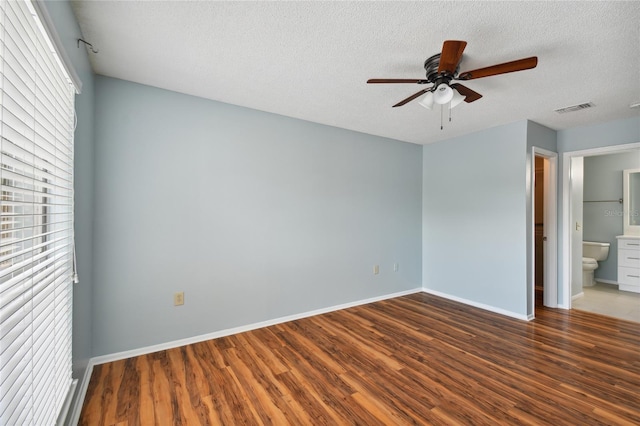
[[221, 345, 289, 424], [79, 292, 640, 425], [275, 369, 343, 424], [116, 358, 140, 425], [136, 356, 158, 425]]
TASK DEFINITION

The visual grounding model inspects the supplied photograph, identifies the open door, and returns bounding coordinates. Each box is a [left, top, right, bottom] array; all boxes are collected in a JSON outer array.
[[534, 157, 545, 303], [531, 148, 558, 315]]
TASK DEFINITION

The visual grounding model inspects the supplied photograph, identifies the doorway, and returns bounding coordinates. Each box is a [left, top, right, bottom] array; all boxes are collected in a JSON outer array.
[[530, 148, 558, 317], [561, 142, 640, 311], [534, 156, 546, 307], [563, 146, 640, 321]]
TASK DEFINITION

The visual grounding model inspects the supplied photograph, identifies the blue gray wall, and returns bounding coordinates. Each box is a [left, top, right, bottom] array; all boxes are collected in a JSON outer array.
[[584, 152, 640, 282], [527, 121, 558, 153], [92, 76, 423, 356], [42, 0, 95, 393], [423, 121, 530, 317], [557, 117, 640, 153]]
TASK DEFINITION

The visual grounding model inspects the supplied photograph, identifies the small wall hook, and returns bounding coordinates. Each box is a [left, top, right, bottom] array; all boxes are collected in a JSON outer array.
[[77, 38, 99, 54]]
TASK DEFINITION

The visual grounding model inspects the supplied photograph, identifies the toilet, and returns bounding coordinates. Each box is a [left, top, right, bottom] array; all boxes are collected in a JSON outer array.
[[582, 241, 611, 287]]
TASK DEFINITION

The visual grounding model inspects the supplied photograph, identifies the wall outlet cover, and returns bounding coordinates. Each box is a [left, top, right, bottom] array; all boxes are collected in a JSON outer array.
[[174, 292, 184, 306]]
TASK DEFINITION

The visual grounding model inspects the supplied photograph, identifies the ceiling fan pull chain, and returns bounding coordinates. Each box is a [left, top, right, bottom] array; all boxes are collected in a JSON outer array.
[[440, 104, 444, 130], [449, 103, 452, 122]]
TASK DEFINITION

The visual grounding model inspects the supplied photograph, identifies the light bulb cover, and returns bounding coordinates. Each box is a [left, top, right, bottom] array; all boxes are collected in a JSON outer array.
[[418, 91, 434, 109], [450, 88, 465, 109], [433, 83, 454, 105]]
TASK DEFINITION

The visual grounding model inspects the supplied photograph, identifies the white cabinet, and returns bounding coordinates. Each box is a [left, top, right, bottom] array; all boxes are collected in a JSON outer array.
[[617, 236, 640, 293]]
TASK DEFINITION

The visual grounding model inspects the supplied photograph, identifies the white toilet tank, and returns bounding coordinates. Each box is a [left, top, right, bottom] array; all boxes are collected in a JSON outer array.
[[583, 241, 611, 261]]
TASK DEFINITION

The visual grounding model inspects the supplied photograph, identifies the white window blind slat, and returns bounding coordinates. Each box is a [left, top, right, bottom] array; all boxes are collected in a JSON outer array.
[[36, 54, 68, 96], [1, 232, 67, 262], [0, 322, 31, 379], [2, 51, 36, 103], [0, 1, 75, 424], [2, 129, 36, 157], [1, 362, 31, 423], [0, 149, 31, 175], [3, 30, 36, 79], [2, 59, 36, 101], [2, 83, 35, 126], [0, 314, 31, 380], [1, 135, 34, 162], [2, 104, 36, 140], [0, 284, 31, 330]]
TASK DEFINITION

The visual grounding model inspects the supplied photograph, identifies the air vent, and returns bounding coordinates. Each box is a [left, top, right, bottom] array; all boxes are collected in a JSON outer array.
[[554, 102, 595, 114]]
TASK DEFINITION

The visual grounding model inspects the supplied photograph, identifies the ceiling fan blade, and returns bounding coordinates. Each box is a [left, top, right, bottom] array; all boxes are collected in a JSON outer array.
[[392, 89, 430, 107], [367, 79, 429, 84], [437, 40, 467, 74], [457, 56, 538, 80], [451, 83, 482, 103]]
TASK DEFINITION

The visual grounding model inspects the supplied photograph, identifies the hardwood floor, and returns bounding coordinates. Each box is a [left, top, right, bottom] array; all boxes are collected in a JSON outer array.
[[80, 293, 640, 425]]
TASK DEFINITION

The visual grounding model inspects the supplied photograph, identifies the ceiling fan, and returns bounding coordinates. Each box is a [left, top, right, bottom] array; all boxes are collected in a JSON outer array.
[[367, 40, 538, 110]]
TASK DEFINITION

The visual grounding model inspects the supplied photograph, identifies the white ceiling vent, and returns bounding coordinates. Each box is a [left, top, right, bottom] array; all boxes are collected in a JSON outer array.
[[554, 102, 595, 114]]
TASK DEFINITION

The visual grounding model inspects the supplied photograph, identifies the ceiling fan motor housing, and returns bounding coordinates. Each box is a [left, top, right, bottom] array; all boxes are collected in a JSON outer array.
[[424, 53, 459, 88]]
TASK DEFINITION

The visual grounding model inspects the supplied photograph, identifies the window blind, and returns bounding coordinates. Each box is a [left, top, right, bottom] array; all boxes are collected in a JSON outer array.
[[0, 0, 76, 425]]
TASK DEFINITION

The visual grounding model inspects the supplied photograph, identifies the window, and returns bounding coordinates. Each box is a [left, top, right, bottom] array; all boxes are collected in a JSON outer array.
[[0, 0, 77, 424]]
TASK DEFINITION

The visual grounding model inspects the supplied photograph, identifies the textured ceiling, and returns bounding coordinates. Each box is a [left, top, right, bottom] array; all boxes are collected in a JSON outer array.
[[70, 1, 640, 145]]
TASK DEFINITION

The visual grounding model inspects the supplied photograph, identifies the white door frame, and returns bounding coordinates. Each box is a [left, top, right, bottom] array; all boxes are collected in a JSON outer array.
[[530, 148, 558, 315], [560, 142, 640, 309]]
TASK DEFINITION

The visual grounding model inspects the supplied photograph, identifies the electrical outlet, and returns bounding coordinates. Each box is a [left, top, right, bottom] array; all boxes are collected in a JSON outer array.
[[393, 263, 399, 272], [174, 292, 184, 306], [373, 265, 379, 275]]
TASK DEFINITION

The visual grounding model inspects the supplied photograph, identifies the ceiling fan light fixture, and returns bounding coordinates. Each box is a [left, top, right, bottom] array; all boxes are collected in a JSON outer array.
[[418, 91, 434, 109], [433, 83, 454, 105], [450, 88, 465, 109]]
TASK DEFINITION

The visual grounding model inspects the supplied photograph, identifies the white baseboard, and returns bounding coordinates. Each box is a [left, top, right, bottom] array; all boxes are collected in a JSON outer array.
[[421, 287, 531, 321], [595, 279, 618, 286], [57, 379, 77, 426], [572, 292, 584, 301], [67, 363, 94, 426]]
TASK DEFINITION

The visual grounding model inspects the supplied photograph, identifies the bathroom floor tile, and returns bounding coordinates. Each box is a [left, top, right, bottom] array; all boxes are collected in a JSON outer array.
[[572, 282, 640, 323]]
